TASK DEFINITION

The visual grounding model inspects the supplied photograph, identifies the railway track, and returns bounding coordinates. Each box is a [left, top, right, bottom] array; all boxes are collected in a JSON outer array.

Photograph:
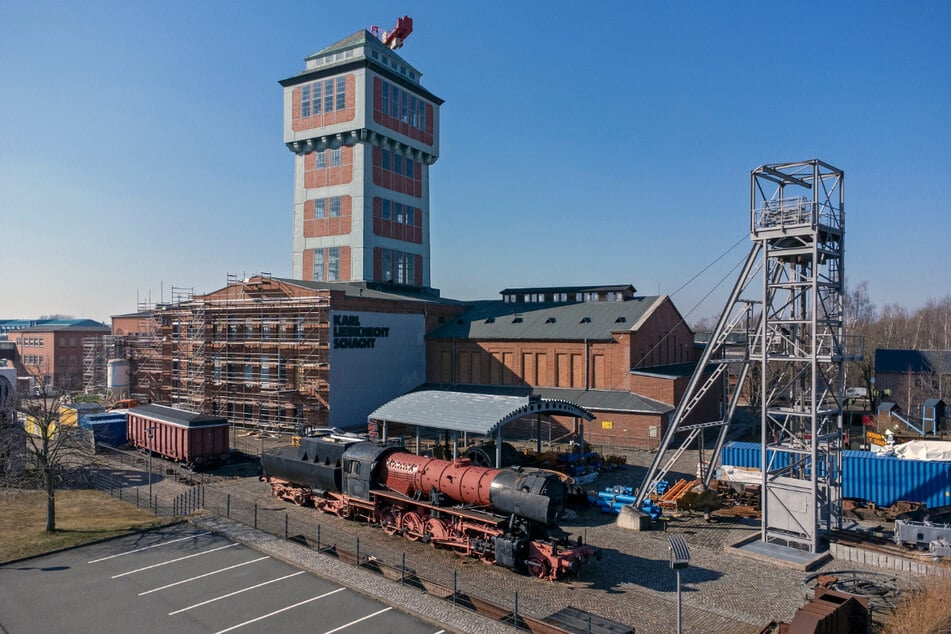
[[829, 528, 951, 565]]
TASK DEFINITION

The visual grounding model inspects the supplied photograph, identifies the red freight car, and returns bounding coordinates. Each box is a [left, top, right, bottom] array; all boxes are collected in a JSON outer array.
[[127, 404, 229, 468]]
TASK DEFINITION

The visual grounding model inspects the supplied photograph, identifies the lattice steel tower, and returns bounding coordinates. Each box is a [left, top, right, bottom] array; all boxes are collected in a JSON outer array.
[[752, 160, 846, 552], [633, 160, 847, 554]]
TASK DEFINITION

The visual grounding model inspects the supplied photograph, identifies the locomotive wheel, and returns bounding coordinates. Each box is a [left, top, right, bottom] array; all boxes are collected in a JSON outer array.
[[401, 512, 425, 541], [380, 507, 401, 536], [424, 518, 449, 545], [525, 557, 550, 579]]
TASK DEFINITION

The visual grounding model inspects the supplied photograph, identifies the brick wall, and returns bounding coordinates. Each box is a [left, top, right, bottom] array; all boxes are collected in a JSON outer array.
[[291, 74, 356, 132], [303, 146, 354, 189], [303, 195, 353, 238]]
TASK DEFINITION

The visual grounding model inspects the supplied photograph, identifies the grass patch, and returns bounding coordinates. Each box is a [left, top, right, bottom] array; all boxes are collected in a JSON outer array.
[[883, 575, 951, 634], [0, 489, 175, 563]]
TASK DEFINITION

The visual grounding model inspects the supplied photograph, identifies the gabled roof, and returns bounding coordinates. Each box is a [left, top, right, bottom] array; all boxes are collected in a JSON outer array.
[[427, 296, 665, 341], [875, 349, 951, 374]]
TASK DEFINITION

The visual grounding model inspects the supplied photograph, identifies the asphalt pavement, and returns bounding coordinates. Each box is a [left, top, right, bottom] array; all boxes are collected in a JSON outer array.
[[0, 523, 444, 634]]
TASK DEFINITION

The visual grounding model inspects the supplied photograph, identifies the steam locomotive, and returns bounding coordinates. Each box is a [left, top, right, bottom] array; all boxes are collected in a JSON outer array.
[[261, 435, 597, 580]]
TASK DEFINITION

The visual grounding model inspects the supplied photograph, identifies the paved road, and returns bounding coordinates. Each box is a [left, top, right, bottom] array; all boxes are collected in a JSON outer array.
[[0, 524, 443, 634]]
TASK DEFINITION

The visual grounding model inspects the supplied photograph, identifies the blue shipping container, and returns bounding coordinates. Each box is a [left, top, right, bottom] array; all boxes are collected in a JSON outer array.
[[720, 441, 951, 508], [79, 412, 128, 447]]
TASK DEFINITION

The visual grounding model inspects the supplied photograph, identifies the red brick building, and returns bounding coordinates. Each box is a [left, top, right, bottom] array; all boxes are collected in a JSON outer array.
[[425, 285, 719, 448], [9, 320, 111, 392]]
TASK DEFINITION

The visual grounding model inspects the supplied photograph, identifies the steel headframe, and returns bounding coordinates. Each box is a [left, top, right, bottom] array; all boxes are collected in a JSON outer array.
[[751, 159, 846, 552], [633, 160, 847, 555]]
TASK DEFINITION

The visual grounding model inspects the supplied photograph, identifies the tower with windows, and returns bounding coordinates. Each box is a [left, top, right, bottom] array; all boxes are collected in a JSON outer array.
[[281, 30, 442, 288]]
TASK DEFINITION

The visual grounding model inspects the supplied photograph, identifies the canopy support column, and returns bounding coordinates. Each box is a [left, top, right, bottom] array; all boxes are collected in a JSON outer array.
[[496, 427, 502, 468]]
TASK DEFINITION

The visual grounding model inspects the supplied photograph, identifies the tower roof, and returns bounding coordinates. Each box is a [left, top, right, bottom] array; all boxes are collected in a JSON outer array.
[[279, 28, 441, 104], [305, 30, 376, 61]]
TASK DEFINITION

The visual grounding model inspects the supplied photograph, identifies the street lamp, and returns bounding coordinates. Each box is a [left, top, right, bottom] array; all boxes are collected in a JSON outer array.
[[146, 426, 157, 508], [668, 534, 691, 634]]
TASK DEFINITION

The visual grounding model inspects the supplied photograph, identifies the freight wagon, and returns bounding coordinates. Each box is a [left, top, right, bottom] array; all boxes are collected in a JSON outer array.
[[720, 441, 951, 509], [127, 404, 229, 469]]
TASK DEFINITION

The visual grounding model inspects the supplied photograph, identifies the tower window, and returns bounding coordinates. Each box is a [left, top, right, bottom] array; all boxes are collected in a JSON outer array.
[[330, 148, 342, 167], [313, 246, 341, 282], [335, 76, 346, 110], [378, 81, 428, 133], [323, 79, 333, 112], [302, 82, 323, 117], [379, 248, 417, 285], [327, 246, 339, 281], [313, 249, 324, 281]]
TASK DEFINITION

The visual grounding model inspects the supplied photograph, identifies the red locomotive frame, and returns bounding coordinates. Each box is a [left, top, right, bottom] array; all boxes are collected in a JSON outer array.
[[263, 441, 596, 580]]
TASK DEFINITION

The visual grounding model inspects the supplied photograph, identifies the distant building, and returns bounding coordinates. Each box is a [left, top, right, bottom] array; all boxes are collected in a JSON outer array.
[[6, 319, 111, 391], [280, 29, 442, 289], [875, 348, 951, 410]]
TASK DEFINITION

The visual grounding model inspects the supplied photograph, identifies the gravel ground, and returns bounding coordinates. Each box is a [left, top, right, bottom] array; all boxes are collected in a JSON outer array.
[[98, 440, 913, 634]]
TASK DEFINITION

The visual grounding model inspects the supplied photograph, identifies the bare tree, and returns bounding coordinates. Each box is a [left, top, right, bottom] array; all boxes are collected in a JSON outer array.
[[17, 362, 91, 532], [844, 281, 878, 407]]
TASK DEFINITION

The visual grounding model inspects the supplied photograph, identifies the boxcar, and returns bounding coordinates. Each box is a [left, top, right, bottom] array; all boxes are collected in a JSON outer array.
[[127, 404, 229, 468]]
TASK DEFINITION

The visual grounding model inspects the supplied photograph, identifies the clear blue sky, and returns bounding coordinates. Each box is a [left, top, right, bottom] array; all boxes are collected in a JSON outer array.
[[1, 2, 948, 323]]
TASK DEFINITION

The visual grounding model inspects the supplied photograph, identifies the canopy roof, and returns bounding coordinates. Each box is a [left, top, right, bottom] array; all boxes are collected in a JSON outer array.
[[369, 389, 593, 437]]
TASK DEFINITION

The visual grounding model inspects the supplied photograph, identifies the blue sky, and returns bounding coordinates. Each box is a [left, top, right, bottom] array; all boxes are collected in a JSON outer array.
[[1, 2, 948, 323]]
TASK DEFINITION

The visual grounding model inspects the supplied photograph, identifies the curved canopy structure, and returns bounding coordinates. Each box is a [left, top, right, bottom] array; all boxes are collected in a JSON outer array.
[[369, 389, 593, 438]]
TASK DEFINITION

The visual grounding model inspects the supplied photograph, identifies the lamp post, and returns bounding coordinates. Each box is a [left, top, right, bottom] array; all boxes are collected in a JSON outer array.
[[146, 426, 156, 506], [668, 534, 691, 634]]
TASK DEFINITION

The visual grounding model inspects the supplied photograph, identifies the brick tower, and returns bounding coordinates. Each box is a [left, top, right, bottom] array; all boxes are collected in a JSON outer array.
[[280, 27, 442, 288]]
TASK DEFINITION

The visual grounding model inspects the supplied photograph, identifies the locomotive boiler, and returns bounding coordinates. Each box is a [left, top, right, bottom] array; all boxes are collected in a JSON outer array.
[[261, 436, 596, 580]]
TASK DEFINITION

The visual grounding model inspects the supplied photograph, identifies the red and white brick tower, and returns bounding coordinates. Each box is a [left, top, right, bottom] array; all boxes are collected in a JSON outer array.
[[280, 25, 442, 288]]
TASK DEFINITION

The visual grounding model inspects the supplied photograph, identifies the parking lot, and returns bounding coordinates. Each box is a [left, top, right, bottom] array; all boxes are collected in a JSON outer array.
[[0, 524, 442, 634]]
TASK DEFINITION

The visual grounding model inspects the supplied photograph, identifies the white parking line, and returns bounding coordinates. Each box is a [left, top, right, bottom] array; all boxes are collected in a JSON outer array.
[[212, 587, 346, 633], [88, 532, 213, 563], [322, 607, 392, 634], [111, 543, 239, 578], [139, 556, 270, 595], [168, 571, 308, 615]]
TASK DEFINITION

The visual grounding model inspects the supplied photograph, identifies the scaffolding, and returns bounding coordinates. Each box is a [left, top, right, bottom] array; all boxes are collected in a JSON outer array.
[[125, 302, 165, 403], [81, 335, 125, 394], [126, 274, 331, 433]]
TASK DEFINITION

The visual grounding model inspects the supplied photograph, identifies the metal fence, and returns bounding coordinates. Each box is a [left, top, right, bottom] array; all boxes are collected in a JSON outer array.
[[87, 467, 611, 634]]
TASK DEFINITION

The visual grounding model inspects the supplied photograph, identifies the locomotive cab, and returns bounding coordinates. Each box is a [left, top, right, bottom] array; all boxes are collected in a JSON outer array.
[[340, 441, 399, 501]]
